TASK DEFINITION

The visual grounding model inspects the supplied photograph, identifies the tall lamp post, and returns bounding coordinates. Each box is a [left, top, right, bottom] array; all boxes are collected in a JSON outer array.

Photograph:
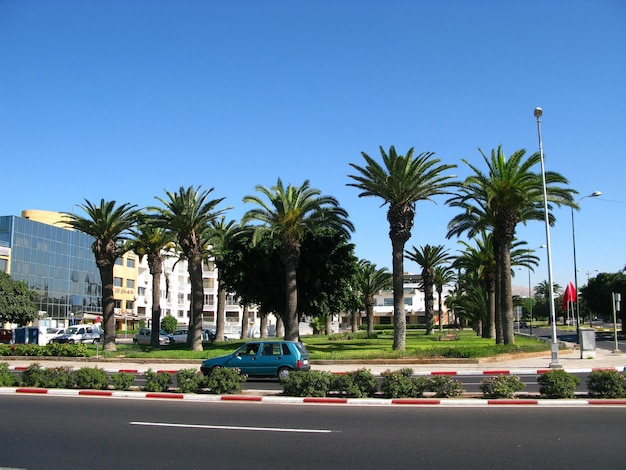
[[534, 107, 561, 368], [571, 191, 602, 339]]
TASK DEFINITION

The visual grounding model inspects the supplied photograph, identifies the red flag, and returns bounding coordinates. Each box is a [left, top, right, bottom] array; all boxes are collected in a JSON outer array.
[[562, 282, 577, 310]]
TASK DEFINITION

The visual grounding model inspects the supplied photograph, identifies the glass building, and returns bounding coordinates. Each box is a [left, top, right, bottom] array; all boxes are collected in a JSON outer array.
[[0, 215, 102, 325]]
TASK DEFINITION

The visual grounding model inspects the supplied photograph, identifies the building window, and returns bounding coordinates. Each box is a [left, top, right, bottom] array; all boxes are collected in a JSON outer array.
[[178, 309, 184, 318], [383, 298, 394, 307], [126, 279, 135, 289], [138, 287, 146, 296], [115, 258, 123, 265], [178, 293, 185, 303], [114, 277, 123, 287], [203, 278, 215, 289], [126, 258, 135, 268], [404, 298, 413, 306], [125, 300, 134, 310]]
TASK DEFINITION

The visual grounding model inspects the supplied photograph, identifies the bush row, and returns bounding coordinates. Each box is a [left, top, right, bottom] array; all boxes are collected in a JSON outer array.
[[280, 368, 626, 399], [0, 343, 88, 357], [0, 362, 246, 395]]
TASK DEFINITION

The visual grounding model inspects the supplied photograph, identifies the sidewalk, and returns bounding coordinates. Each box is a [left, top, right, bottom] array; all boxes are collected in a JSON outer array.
[[3, 344, 625, 375]]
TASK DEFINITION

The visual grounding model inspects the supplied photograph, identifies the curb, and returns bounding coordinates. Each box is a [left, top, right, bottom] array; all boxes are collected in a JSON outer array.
[[2, 387, 626, 406]]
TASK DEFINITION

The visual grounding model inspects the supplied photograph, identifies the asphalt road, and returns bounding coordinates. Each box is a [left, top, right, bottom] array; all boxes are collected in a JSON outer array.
[[2, 395, 625, 469]]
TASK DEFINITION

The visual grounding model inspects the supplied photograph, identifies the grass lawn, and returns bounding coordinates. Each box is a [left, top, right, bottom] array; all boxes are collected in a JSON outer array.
[[92, 329, 551, 361]]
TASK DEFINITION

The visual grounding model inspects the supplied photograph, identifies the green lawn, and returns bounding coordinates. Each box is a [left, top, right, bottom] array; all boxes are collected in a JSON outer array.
[[93, 329, 550, 361]]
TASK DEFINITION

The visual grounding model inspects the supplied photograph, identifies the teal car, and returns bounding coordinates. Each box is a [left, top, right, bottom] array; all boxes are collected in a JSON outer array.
[[200, 340, 310, 380]]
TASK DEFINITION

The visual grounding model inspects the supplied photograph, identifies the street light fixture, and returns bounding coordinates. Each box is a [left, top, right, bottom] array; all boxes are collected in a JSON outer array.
[[534, 107, 561, 368], [571, 191, 602, 339]]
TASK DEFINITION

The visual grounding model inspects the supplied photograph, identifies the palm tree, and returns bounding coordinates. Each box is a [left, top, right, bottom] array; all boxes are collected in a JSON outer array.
[[208, 217, 242, 341], [447, 145, 576, 344], [405, 244, 454, 334], [150, 186, 228, 351], [62, 199, 139, 351], [348, 146, 456, 350], [433, 265, 456, 332], [126, 217, 175, 347], [242, 178, 354, 341], [354, 260, 392, 336]]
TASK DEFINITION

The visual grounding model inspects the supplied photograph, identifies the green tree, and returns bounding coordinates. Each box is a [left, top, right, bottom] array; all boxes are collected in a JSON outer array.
[[242, 178, 354, 341], [62, 199, 139, 351], [447, 146, 575, 344], [433, 265, 456, 332], [405, 244, 454, 334], [354, 261, 392, 336], [0, 271, 37, 326], [151, 186, 228, 350], [348, 146, 456, 350], [161, 314, 178, 334], [126, 217, 175, 347]]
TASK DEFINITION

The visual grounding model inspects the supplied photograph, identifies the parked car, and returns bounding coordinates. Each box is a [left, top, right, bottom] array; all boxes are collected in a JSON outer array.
[[45, 327, 67, 344], [51, 324, 102, 344], [171, 328, 217, 343], [200, 340, 310, 380], [133, 328, 174, 346]]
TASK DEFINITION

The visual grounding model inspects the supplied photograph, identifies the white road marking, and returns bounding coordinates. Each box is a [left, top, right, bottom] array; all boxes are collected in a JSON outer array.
[[130, 421, 333, 433]]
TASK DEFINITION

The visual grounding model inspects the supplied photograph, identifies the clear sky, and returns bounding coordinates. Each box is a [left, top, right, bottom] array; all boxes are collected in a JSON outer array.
[[1, 0, 625, 292]]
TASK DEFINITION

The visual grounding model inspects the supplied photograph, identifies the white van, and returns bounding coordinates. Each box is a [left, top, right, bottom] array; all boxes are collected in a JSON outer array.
[[51, 324, 103, 344]]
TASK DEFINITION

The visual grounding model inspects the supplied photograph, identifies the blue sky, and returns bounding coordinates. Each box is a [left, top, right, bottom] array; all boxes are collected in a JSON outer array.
[[1, 0, 625, 291]]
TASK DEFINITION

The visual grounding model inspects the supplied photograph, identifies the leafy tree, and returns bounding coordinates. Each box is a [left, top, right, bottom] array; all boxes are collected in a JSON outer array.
[[583, 272, 626, 322], [242, 178, 354, 341], [126, 218, 175, 347], [0, 271, 37, 326], [433, 265, 456, 332], [405, 244, 454, 334], [161, 314, 178, 334], [354, 261, 392, 336], [151, 186, 228, 351], [62, 199, 139, 351], [348, 146, 456, 350], [447, 146, 576, 344]]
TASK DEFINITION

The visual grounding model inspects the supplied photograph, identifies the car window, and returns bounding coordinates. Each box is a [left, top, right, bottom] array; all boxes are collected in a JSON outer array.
[[295, 342, 308, 355], [241, 344, 259, 356], [262, 343, 280, 356], [282, 343, 291, 355]]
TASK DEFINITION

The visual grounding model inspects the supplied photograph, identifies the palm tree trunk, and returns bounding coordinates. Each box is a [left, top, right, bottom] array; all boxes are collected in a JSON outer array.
[[187, 254, 204, 351], [260, 313, 268, 338], [437, 288, 443, 332], [150, 260, 162, 347], [240, 304, 249, 339], [499, 238, 515, 344], [216, 278, 226, 341], [425, 278, 435, 335], [391, 237, 406, 350], [98, 263, 116, 351], [366, 302, 374, 336], [325, 314, 333, 336], [282, 250, 300, 342], [351, 310, 358, 333]]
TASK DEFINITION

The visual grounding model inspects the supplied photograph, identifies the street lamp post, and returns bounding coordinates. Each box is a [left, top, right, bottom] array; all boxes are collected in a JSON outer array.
[[571, 191, 602, 340], [534, 107, 561, 368]]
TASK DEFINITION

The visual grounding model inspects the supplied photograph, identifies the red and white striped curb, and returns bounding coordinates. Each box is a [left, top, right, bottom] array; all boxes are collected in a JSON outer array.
[[2, 387, 626, 406]]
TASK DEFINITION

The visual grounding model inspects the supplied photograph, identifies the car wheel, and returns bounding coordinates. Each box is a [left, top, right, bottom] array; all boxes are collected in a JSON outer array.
[[68, 339, 75, 344], [277, 367, 292, 381], [209, 366, 222, 376], [132, 338, 138, 344]]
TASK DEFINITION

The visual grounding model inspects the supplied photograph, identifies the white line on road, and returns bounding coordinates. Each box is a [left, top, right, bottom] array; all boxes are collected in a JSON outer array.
[[130, 421, 333, 433]]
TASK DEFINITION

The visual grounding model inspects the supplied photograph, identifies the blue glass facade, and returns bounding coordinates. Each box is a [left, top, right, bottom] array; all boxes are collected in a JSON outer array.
[[0, 216, 102, 322]]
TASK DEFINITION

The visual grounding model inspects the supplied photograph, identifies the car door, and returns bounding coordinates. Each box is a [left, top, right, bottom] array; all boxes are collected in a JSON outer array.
[[232, 342, 261, 376], [256, 342, 282, 377]]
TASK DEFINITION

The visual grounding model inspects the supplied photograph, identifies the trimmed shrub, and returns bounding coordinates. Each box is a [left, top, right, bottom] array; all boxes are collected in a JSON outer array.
[[480, 375, 526, 399], [176, 368, 203, 394], [45, 366, 74, 389], [537, 369, 580, 399], [202, 367, 247, 395], [143, 369, 172, 392], [586, 370, 626, 398], [160, 315, 178, 334], [281, 370, 332, 397], [380, 369, 419, 398], [0, 362, 19, 386], [111, 372, 135, 391], [331, 369, 378, 398], [21, 363, 48, 387], [70, 367, 109, 390], [0, 343, 88, 357], [429, 375, 464, 398]]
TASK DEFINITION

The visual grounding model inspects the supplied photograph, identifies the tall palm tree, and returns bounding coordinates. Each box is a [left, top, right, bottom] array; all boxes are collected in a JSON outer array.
[[62, 199, 139, 351], [208, 217, 242, 342], [126, 217, 175, 347], [150, 186, 228, 351], [242, 178, 354, 341], [405, 244, 454, 334], [348, 146, 456, 350], [453, 233, 497, 338], [355, 260, 392, 336], [447, 145, 576, 344], [433, 265, 456, 332]]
